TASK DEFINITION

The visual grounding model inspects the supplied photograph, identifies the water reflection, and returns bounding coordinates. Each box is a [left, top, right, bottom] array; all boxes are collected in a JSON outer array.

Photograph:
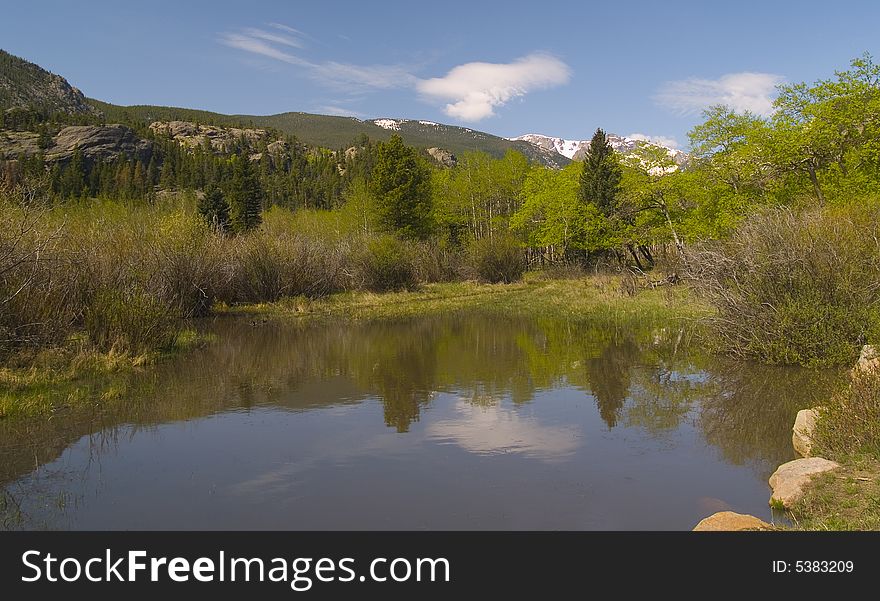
[[0, 313, 845, 530]]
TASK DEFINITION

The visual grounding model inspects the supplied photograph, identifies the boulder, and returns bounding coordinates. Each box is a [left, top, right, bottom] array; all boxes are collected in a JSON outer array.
[[769, 457, 840, 509], [693, 511, 772, 531], [855, 345, 880, 374], [45, 124, 152, 165], [426, 147, 457, 168], [266, 140, 288, 156], [792, 408, 821, 457]]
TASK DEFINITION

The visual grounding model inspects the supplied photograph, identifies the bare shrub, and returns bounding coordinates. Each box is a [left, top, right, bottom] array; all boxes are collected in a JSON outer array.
[[687, 204, 880, 366], [814, 371, 880, 460], [463, 234, 525, 284]]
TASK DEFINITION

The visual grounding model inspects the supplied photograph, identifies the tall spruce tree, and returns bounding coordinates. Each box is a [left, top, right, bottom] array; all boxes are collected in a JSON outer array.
[[579, 128, 622, 216], [369, 134, 432, 240], [198, 184, 232, 233], [228, 154, 263, 232]]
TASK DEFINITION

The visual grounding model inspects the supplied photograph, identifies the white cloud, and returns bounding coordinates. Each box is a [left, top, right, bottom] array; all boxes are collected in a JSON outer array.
[[654, 72, 784, 117], [244, 27, 303, 49], [316, 105, 365, 118], [416, 53, 571, 122], [220, 33, 310, 66], [319, 61, 417, 90], [269, 22, 307, 36], [627, 132, 679, 149], [221, 28, 569, 121], [426, 400, 581, 462], [220, 27, 414, 91]]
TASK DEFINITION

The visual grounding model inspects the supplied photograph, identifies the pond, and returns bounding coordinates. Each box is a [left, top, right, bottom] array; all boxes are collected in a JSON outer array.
[[0, 313, 843, 530]]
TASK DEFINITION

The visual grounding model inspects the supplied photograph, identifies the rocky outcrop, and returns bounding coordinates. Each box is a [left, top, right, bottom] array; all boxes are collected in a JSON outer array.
[[0, 130, 40, 158], [426, 147, 457, 168], [44, 125, 152, 165], [0, 49, 101, 116], [692, 511, 772, 531], [149, 121, 279, 155], [854, 344, 879, 374], [769, 457, 840, 509], [793, 408, 821, 458]]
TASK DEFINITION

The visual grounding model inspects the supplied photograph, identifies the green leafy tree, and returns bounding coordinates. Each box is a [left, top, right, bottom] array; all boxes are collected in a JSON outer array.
[[198, 184, 232, 233], [688, 105, 771, 195], [370, 134, 433, 240], [512, 163, 606, 261]]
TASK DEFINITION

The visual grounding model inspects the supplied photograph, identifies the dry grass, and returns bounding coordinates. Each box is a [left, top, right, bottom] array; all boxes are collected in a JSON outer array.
[[225, 276, 710, 324]]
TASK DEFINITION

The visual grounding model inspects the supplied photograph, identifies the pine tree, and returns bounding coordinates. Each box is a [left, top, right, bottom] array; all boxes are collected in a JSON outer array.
[[369, 134, 432, 240], [228, 154, 263, 232], [579, 128, 622, 216], [198, 184, 232, 233]]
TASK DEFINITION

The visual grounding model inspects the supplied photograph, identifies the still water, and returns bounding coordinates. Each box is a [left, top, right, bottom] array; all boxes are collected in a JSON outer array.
[[0, 314, 842, 530]]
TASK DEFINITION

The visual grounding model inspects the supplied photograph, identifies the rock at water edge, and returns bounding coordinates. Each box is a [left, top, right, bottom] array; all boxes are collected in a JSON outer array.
[[793, 408, 821, 458], [769, 458, 840, 509], [693, 511, 772, 531]]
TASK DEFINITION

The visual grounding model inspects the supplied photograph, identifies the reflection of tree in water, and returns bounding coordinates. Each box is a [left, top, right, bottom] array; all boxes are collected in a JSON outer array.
[[585, 337, 639, 428], [367, 321, 440, 432], [696, 359, 847, 474], [623, 328, 706, 433]]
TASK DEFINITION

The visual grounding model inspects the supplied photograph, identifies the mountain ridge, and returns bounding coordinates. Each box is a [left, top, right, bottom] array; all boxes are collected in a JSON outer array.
[[1, 48, 685, 170], [508, 132, 688, 167]]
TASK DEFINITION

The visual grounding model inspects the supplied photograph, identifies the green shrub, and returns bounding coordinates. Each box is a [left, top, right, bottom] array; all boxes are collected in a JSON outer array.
[[359, 235, 419, 292], [814, 371, 880, 461], [465, 235, 525, 284], [688, 204, 880, 366], [84, 287, 175, 355]]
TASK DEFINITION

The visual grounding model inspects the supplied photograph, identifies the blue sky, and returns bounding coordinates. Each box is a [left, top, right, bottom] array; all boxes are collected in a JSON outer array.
[[2, 0, 878, 148]]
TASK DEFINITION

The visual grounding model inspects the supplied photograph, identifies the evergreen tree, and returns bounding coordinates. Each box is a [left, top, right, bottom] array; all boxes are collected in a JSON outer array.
[[198, 184, 232, 233], [579, 128, 622, 216], [228, 154, 263, 232], [60, 150, 86, 197], [369, 134, 432, 240]]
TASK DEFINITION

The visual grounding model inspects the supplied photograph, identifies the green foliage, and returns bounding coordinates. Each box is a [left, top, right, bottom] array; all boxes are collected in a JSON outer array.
[[815, 371, 880, 461], [228, 155, 263, 232], [432, 150, 530, 244], [579, 128, 622, 216], [198, 184, 231, 233], [84, 287, 175, 355], [359, 235, 419, 292], [370, 134, 433, 240], [512, 162, 606, 257], [464, 234, 525, 283], [688, 203, 880, 366]]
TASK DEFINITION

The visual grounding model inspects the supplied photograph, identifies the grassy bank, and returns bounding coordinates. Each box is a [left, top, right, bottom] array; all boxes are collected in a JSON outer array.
[[788, 368, 880, 530], [221, 275, 710, 324], [790, 457, 880, 530], [0, 329, 211, 419]]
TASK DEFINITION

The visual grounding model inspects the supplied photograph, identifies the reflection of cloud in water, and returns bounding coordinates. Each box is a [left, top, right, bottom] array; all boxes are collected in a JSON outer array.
[[426, 400, 581, 461]]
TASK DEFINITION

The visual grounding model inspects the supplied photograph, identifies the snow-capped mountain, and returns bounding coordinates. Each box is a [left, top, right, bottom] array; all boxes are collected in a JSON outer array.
[[508, 133, 688, 170]]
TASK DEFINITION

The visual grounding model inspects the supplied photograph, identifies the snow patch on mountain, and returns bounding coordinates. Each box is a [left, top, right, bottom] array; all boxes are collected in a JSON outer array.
[[508, 132, 688, 170], [372, 118, 401, 131]]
